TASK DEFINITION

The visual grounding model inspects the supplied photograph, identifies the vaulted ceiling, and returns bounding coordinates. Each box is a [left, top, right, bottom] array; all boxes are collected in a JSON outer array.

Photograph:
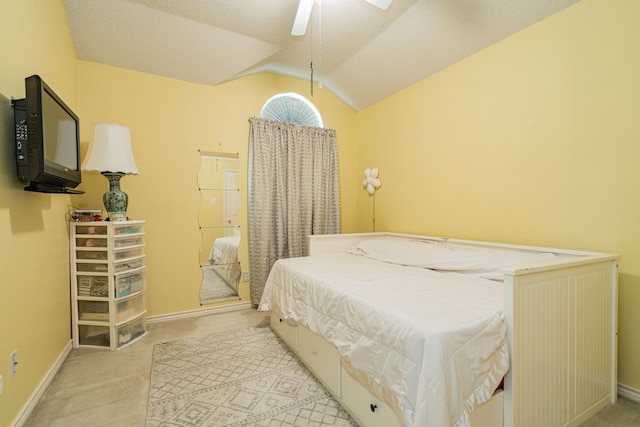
[[63, 0, 580, 111]]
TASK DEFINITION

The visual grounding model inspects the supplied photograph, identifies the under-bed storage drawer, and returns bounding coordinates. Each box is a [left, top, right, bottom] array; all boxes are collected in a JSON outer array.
[[469, 389, 503, 426], [270, 311, 297, 350], [298, 325, 341, 397], [341, 365, 401, 427]]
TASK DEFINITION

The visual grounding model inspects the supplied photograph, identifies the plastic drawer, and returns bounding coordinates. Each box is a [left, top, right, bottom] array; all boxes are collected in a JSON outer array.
[[114, 236, 143, 247], [115, 268, 146, 297], [75, 237, 107, 247], [74, 225, 108, 235], [117, 316, 146, 348], [78, 325, 110, 347], [77, 262, 108, 273], [76, 249, 108, 260], [114, 258, 144, 273], [115, 293, 145, 323], [113, 224, 144, 235], [78, 300, 109, 322], [77, 275, 109, 297], [114, 246, 144, 260]]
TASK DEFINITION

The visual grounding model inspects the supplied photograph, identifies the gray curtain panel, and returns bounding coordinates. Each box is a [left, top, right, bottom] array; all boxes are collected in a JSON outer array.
[[248, 117, 341, 305]]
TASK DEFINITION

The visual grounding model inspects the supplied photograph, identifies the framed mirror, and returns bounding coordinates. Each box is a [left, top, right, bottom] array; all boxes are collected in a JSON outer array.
[[198, 151, 241, 304]]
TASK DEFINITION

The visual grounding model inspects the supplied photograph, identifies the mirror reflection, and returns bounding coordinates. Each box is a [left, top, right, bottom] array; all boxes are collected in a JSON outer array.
[[198, 151, 241, 304]]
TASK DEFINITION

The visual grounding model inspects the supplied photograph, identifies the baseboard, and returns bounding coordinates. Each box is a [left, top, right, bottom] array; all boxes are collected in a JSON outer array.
[[147, 301, 253, 324], [11, 340, 72, 427], [618, 383, 640, 403]]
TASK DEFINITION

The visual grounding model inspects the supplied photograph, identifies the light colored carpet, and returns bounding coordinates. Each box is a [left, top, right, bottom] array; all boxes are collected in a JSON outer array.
[[19, 306, 640, 426], [146, 325, 358, 426]]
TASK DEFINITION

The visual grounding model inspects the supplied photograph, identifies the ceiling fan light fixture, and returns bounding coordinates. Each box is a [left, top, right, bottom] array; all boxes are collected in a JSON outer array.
[[292, 0, 314, 36]]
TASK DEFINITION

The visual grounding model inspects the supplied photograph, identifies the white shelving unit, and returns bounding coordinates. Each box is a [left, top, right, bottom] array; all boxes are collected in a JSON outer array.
[[70, 220, 147, 350]]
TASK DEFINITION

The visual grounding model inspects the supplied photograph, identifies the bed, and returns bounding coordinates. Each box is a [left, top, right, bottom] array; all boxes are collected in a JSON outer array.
[[258, 232, 619, 427]]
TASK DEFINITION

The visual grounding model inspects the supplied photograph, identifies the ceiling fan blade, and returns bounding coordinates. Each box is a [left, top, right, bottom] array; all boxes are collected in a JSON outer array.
[[365, 0, 392, 10], [291, 0, 314, 36]]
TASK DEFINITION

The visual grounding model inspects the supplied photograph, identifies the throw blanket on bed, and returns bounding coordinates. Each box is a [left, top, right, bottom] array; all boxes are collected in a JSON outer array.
[[346, 237, 559, 281]]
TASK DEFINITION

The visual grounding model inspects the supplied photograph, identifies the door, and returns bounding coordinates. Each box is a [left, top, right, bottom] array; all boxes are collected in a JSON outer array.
[[223, 169, 239, 236]]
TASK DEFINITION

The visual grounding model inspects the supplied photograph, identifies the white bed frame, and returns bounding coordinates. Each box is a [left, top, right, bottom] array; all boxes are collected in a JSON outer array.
[[268, 232, 619, 427]]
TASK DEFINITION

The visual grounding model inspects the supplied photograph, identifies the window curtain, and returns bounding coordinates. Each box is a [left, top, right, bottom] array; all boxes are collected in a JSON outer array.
[[248, 117, 341, 305]]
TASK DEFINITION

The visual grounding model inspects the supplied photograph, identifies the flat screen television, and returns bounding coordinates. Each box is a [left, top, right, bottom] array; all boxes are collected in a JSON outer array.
[[12, 75, 84, 194]]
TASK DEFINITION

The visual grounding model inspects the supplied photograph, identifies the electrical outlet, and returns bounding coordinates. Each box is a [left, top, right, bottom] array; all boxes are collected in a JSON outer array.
[[9, 349, 18, 377], [242, 271, 250, 282], [0, 374, 3, 394]]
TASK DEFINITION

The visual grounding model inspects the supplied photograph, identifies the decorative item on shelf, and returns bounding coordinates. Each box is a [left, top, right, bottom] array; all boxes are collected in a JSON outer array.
[[362, 167, 381, 232], [70, 209, 103, 222], [82, 123, 139, 221]]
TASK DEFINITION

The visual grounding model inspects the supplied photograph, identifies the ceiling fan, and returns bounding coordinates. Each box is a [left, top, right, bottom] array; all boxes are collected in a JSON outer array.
[[291, 0, 393, 36]]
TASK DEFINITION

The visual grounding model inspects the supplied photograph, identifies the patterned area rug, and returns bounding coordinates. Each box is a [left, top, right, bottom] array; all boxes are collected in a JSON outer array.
[[146, 326, 358, 426]]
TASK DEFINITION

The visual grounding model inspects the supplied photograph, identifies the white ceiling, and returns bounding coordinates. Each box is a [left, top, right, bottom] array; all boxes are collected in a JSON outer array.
[[63, 0, 580, 111]]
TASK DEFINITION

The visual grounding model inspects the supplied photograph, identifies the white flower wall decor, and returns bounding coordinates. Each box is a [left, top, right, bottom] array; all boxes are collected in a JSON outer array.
[[362, 168, 381, 231], [362, 167, 381, 195]]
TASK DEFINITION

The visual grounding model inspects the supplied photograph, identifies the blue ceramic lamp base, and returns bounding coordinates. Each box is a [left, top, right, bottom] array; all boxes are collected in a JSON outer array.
[[102, 172, 128, 221]]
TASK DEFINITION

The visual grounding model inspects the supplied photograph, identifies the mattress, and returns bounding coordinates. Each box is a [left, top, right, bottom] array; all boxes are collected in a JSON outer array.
[[260, 252, 510, 427]]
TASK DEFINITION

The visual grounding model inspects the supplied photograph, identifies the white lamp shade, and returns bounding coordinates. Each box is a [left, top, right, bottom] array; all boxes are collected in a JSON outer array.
[[82, 123, 139, 174]]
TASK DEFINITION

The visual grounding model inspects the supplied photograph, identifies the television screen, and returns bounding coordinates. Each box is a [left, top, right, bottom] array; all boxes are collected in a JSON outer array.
[[42, 89, 79, 172]]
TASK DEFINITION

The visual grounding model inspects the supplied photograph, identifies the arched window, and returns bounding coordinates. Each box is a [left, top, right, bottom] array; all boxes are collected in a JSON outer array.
[[260, 92, 323, 127]]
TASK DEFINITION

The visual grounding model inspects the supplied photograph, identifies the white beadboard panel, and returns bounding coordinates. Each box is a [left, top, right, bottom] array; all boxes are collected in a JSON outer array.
[[573, 268, 614, 418], [513, 275, 571, 426], [508, 260, 617, 427]]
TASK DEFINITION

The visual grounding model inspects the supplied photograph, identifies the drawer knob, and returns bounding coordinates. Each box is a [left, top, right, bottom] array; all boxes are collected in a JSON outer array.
[[370, 403, 377, 412], [311, 348, 318, 356]]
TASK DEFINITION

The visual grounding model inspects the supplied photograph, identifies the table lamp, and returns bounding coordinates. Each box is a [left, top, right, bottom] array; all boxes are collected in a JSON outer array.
[[82, 123, 139, 221]]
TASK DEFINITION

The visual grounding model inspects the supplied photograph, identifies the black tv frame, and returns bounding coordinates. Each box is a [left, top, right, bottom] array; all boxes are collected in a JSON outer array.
[[12, 75, 84, 194]]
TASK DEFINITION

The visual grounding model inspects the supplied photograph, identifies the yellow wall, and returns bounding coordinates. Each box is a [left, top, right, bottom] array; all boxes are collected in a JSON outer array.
[[358, 0, 640, 390], [1, 2, 357, 422], [74, 63, 358, 315], [0, 1, 79, 425]]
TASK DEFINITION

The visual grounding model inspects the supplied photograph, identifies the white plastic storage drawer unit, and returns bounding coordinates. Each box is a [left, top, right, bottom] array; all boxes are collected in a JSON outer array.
[[70, 220, 147, 350]]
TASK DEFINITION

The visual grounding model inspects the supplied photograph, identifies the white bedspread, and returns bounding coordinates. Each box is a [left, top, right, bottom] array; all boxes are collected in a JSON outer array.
[[260, 253, 509, 427], [208, 235, 240, 265]]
